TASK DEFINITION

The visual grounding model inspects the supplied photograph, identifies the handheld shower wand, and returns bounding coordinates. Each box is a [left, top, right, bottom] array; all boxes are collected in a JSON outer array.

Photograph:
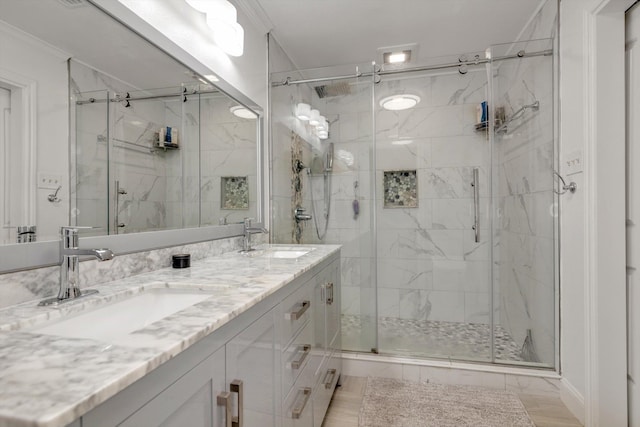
[[325, 143, 334, 172]]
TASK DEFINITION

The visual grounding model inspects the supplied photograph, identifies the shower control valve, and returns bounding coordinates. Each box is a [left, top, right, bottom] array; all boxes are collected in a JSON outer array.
[[294, 207, 312, 222]]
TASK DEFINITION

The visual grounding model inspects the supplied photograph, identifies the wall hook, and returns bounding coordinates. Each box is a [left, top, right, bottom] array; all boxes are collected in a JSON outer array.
[[554, 171, 577, 195], [47, 185, 62, 203]]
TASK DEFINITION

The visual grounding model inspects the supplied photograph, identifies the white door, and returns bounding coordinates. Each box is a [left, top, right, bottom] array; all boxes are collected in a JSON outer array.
[[0, 87, 10, 244], [626, 4, 640, 426]]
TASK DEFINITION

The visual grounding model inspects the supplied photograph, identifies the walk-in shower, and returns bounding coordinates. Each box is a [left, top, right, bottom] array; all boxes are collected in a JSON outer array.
[[270, 38, 558, 369]]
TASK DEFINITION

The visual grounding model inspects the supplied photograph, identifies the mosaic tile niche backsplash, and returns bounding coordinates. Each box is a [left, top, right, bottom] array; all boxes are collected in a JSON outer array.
[[221, 176, 249, 210], [383, 170, 418, 208]]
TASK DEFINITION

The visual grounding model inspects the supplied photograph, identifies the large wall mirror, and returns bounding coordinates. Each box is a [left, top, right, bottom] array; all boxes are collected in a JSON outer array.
[[0, 0, 262, 271]]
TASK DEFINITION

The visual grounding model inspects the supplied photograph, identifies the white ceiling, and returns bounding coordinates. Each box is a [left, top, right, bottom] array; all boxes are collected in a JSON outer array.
[[251, 0, 546, 70]]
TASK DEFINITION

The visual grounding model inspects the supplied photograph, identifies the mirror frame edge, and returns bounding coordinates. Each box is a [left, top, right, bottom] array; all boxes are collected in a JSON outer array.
[[0, 0, 267, 274]]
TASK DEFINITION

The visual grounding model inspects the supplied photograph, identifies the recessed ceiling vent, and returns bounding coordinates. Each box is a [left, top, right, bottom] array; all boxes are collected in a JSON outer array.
[[57, 0, 86, 8]]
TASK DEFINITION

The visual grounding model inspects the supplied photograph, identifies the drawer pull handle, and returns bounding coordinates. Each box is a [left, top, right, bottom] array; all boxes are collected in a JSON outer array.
[[285, 300, 310, 320], [217, 391, 232, 427], [290, 344, 311, 369], [230, 379, 243, 427], [291, 387, 312, 419], [323, 368, 337, 389], [322, 282, 334, 305]]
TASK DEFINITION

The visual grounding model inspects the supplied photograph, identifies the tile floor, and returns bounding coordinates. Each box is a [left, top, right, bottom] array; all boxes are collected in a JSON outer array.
[[321, 375, 583, 427]]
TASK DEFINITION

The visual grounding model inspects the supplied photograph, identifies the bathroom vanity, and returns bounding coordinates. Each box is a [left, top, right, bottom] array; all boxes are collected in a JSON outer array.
[[0, 245, 341, 427]]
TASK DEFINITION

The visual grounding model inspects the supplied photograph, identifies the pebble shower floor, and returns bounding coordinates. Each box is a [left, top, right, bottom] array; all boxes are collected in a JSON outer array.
[[341, 315, 525, 362]]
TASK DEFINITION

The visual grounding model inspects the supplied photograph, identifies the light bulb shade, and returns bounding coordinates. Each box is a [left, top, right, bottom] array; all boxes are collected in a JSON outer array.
[[317, 116, 327, 131], [296, 103, 311, 120], [318, 130, 329, 139], [208, 16, 244, 56], [186, 0, 237, 21], [230, 105, 257, 119], [309, 109, 321, 126], [380, 94, 421, 111]]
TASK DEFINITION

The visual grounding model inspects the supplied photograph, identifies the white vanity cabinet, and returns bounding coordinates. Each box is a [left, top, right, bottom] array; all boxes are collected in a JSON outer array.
[[280, 257, 342, 427], [76, 251, 340, 427]]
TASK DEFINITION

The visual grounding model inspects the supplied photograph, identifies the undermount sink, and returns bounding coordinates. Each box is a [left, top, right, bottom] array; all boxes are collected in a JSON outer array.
[[31, 287, 220, 346], [266, 246, 315, 259], [269, 250, 312, 259]]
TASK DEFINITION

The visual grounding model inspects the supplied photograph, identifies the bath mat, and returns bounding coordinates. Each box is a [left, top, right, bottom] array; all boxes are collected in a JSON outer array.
[[358, 377, 534, 427]]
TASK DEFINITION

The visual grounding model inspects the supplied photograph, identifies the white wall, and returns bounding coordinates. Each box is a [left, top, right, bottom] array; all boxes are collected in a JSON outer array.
[[0, 21, 69, 243], [560, 0, 631, 425]]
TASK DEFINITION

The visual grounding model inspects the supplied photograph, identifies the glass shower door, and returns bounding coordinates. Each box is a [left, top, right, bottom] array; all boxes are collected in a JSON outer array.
[[374, 64, 493, 362], [489, 39, 557, 368], [269, 64, 378, 354]]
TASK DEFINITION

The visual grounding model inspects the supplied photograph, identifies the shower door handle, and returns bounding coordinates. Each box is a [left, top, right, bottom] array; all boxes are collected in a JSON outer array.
[[472, 168, 480, 243]]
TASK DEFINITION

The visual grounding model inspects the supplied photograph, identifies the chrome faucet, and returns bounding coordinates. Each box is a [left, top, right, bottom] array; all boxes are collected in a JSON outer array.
[[242, 218, 268, 252], [294, 207, 312, 222], [39, 226, 114, 306]]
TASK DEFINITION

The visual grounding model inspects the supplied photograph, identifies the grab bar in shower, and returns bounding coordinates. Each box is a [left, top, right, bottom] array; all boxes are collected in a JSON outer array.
[[472, 168, 480, 243]]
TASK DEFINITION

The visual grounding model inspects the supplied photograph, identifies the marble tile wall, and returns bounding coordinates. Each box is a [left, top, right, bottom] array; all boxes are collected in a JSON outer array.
[[492, 34, 557, 366], [71, 61, 176, 234], [373, 70, 493, 326], [199, 94, 258, 226], [271, 66, 494, 340], [72, 61, 257, 232]]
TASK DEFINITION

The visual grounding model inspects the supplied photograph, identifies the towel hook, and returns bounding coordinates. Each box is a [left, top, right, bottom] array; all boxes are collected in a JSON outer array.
[[554, 172, 577, 195]]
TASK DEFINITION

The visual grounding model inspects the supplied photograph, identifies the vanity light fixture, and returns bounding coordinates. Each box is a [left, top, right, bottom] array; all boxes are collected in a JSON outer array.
[[309, 109, 321, 126], [380, 94, 421, 111], [185, 0, 244, 57], [296, 103, 311, 121], [230, 105, 257, 119], [317, 116, 327, 131]]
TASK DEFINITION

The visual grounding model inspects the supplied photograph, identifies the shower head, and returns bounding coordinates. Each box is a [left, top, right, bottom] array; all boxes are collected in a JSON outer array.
[[314, 81, 352, 98]]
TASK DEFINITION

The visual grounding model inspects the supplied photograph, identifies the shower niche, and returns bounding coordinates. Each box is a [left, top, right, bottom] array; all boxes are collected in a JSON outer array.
[[270, 37, 558, 370]]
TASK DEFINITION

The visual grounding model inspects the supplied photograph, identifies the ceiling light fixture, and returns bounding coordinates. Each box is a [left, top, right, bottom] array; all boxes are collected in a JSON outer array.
[[380, 94, 421, 111], [230, 105, 257, 119], [383, 49, 412, 65]]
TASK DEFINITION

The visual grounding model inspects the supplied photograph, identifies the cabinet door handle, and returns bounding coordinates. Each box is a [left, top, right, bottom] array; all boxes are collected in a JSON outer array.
[[323, 368, 337, 389], [290, 344, 311, 369], [291, 387, 312, 419], [230, 379, 243, 427], [217, 391, 232, 427], [324, 282, 334, 305], [285, 300, 310, 320]]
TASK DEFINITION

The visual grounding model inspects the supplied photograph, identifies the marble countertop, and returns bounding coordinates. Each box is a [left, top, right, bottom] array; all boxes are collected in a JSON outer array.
[[0, 244, 340, 427]]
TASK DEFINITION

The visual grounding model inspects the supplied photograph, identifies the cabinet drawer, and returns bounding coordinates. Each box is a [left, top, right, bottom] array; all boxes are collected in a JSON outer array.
[[282, 320, 315, 395], [312, 351, 341, 427], [280, 279, 313, 347], [282, 364, 315, 427]]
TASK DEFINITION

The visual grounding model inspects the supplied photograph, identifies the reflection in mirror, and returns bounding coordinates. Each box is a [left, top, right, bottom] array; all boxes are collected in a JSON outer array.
[[73, 80, 258, 235], [0, 0, 260, 246]]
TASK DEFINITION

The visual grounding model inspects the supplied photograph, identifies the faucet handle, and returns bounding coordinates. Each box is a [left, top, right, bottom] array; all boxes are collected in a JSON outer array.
[[243, 218, 255, 228]]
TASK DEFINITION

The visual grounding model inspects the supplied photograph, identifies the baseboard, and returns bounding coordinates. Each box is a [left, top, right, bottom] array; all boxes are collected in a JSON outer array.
[[560, 378, 585, 425]]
